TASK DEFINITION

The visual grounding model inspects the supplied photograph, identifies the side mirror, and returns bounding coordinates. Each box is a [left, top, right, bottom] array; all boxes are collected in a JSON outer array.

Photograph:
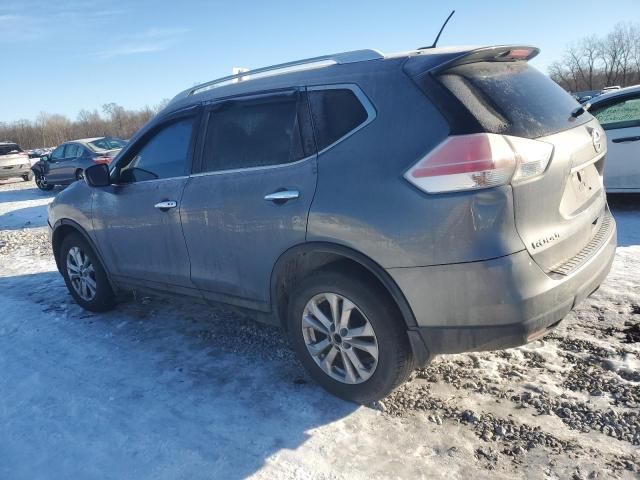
[[84, 163, 111, 187], [41, 155, 49, 162]]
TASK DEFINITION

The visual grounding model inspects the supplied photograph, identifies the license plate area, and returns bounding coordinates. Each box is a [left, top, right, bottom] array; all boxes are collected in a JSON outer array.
[[559, 163, 602, 217]]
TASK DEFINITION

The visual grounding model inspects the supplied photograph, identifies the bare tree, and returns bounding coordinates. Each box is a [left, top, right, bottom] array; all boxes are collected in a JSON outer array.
[[0, 100, 169, 149], [549, 22, 640, 92], [580, 35, 600, 90]]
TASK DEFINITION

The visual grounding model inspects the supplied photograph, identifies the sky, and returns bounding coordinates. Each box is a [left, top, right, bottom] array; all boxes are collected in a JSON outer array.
[[1, 0, 639, 123]]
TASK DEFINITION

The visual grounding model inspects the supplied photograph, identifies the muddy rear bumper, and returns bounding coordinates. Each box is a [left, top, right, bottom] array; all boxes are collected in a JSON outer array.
[[390, 214, 617, 356]]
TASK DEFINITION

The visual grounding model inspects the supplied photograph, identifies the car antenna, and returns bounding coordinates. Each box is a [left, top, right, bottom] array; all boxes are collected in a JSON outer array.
[[418, 10, 455, 50]]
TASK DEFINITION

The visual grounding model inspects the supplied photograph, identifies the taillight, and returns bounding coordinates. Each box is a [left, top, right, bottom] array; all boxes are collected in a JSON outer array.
[[94, 156, 111, 164], [404, 133, 553, 194]]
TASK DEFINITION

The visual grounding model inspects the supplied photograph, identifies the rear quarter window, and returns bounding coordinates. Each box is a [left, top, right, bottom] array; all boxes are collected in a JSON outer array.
[[90, 138, 127, 151], [439, 62, 591, 138], [308, 88, 370, 151]]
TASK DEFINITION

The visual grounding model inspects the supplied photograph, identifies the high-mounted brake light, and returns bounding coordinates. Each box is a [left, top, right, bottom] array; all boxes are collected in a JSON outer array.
[[404, 133, 553, 194], [499, 48, 534, 60]]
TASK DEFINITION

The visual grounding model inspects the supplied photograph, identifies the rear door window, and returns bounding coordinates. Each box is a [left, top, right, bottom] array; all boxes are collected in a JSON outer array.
[[438, 62, 592, 138], [308, 88, 370, 150], [201, 91, 313, 173]]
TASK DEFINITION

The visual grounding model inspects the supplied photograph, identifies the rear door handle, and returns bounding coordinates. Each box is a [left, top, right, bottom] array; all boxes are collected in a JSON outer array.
[[154, 200, 178, 211], [264, 189, 299, 204], [612, 136, 640, 143]]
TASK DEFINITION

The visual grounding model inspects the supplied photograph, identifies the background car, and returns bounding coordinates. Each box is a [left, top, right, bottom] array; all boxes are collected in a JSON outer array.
[[589, 85, 640, 192], [601, 86, 621, 94], [0, 142, 32, 182], [28, 148, 47, 159], [32, 137, 126, 190]]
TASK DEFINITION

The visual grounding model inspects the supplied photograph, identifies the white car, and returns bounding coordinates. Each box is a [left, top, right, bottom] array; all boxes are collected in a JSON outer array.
[[0, 142, 32, 182], [589, 85, 640, 193]]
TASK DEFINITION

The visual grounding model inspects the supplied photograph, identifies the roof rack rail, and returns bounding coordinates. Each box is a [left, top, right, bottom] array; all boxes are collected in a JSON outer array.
[[188, 49, 384, 96]]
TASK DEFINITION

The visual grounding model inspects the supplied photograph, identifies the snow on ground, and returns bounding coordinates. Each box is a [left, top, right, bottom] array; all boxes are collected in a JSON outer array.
[[0, 179, 638, 479], [0, 178, 54, 230]]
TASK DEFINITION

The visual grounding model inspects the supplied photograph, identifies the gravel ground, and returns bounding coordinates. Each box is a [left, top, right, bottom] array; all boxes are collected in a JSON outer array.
[[0, 228, 50, 256], [0, 179, 639, 479]]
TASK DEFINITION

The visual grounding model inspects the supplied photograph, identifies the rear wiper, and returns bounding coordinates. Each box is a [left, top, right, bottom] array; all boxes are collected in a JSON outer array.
[[571, 102, 591, 118]]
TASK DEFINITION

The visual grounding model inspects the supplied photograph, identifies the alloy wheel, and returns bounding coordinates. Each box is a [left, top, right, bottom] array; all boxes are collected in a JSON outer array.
[[35, 174, 47, 189], [302, 292, 379, 384], [66, 246, 97, 301]]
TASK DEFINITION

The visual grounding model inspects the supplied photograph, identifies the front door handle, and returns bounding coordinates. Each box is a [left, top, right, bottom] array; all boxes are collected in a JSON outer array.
[[154, 200, 178, 211], [612, 136, 640, 143], [264, 189, 300, 204]]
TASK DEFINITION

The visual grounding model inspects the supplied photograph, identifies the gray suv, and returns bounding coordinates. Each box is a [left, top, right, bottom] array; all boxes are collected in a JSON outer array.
[[48, 45, 617, 403]]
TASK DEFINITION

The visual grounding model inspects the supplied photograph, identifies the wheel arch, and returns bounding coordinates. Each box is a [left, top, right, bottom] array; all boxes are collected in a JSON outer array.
[[31, 162, 46, 175], [270, 242, 431, 366], [51, 219, 117, 291], [270, 242, 418, 330]]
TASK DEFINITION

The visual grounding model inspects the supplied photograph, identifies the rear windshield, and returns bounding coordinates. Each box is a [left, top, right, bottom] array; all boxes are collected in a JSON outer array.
[[89, 138, 126, 151], [0, 144, 22, 155], [439, 62, 591, 138]]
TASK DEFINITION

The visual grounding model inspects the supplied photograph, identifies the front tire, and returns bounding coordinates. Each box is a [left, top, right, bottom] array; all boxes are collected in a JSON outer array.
[[60, 233, 115, 312], [288, 268, 414, 404], [35, 173, 53, 191]]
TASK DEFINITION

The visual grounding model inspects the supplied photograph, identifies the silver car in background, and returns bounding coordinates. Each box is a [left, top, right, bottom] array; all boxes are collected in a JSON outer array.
[[589, 85, 640, 192], [0, 142, 32, 182]]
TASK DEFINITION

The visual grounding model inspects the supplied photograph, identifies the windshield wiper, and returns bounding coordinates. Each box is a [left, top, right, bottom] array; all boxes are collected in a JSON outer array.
[[571, 102, 591, 118]]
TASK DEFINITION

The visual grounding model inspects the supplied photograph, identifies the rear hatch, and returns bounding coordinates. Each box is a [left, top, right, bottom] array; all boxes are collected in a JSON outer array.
[[408, 47, 610, 274]]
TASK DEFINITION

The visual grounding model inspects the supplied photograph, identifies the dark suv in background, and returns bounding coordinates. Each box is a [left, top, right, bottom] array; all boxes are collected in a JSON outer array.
[[47, 45, 616, 403]]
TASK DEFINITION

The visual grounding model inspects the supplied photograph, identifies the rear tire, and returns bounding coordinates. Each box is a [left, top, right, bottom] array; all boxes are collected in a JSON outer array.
[[288, 268, 414, 404], [22, 172, 33, 182], [75, 169, 84, 181], [60, 233, 116, 312]]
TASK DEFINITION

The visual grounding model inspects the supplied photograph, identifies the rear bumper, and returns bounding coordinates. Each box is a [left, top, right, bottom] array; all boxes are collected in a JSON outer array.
[[0, 164, 31, 179], [389, 214, 617, 356]]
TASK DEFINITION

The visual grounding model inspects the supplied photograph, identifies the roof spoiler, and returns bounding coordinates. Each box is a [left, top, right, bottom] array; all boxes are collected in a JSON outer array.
[[430, 45, 540, 74]]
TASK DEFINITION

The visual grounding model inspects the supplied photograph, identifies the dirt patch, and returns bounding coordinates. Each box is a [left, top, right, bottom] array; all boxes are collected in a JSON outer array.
[[622, 322, 640, 343]]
